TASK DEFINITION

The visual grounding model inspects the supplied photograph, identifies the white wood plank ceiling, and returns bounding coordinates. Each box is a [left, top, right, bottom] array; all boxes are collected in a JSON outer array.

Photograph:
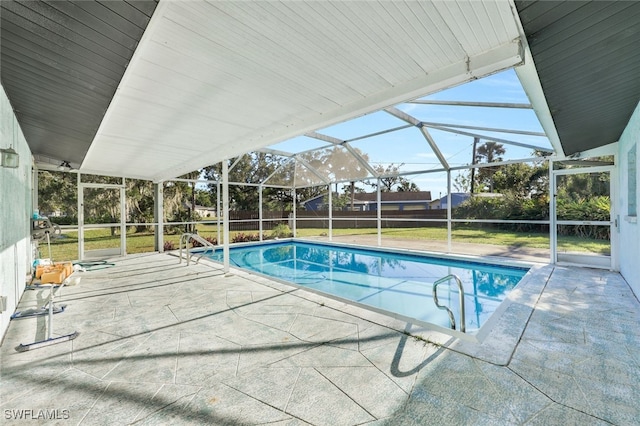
[[81, 0, 524, 182]]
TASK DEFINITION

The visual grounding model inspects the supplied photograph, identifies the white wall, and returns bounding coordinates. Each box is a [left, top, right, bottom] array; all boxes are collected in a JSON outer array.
[[618, 100, 640, 297], [0, 84, 32, 341]]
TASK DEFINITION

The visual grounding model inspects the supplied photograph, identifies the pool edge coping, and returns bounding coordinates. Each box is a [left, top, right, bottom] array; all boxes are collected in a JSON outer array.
[[184, 239, 551, 365]]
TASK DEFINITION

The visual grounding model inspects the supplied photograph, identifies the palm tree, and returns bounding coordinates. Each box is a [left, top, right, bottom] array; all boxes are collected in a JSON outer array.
[[475, 141, 505, 192]]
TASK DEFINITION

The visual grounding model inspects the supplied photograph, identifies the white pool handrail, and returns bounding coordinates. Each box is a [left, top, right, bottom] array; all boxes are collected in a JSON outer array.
[[432, 274, 466, 333], [179, 233, 215, 265]]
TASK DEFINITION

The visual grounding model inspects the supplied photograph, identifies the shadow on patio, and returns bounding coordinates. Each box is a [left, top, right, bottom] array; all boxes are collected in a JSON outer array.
[[1, 253, 638, 425]]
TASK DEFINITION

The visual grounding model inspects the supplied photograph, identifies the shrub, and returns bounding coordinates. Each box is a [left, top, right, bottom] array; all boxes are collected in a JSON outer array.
[[270, 223, 292, 239], [556, 196, 610, 239], [230, 232, 262, 243], [232, 233, 248, 243], [453, 193, 610, 239], [454, 194, 550, 233], [191, 236, 217, 247], [165, 225, 183, 235]]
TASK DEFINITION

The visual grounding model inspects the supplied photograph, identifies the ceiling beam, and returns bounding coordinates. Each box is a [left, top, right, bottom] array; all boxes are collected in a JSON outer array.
[[420, 121, 546, 137], [293, 155, 331, 185], [384, 107, 450, 170], [428, 125, 553, 153], [407, 100, 532, 109], [305, 131, 379, 178]]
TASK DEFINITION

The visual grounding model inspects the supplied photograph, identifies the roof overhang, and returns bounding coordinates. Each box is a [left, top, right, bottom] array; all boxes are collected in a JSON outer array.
[[2, 0, 528, 182], [515, 0, 640, 157], [0, 0, 159, 169]]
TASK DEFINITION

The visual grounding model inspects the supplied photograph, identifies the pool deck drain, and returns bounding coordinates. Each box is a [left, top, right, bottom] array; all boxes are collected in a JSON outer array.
[[1, 252, 638, 425]]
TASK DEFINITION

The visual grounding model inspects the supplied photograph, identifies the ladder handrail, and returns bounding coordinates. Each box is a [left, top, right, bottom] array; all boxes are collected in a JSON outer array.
[[432, 274, 466, 333], [179, 233, 216, 265]]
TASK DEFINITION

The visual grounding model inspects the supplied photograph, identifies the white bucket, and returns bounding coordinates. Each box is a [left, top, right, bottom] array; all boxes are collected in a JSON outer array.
[[66, 276, 81, 286]]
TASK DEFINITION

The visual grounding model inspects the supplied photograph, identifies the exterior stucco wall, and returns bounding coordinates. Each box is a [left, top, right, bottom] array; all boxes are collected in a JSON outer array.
[[618, 100, 640, 297], [0, 84, 32, 340]]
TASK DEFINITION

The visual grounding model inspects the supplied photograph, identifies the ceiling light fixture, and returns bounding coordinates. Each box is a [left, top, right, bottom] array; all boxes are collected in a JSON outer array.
[[1, 147, 19, 168], [57, 161, 72, 172]]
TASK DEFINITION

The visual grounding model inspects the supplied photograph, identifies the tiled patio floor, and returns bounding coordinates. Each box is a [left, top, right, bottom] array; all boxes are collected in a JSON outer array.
[[1, 252, 638, 425]]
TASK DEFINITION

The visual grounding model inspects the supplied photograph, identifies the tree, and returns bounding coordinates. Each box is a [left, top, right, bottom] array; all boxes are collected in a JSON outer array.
[[453, 170, 471, 193], [327, 192, 348, 211], [341, 182, 366, 211], [492, 161, 548, 199], [38, 171, 77, 219], [195, 189, 214, 207], [335, 148, 371, 211], [295, 146, 371, 211], [475, 141, 506, 192], [372, 163, 420, 192], [126, 178, 154, 232], [397, 180, 419, 192], [475, 141, 505, 164], [203, 152, 332, 214], [204, 153, 287, 211], [556, 171, 609, 202], [37, 171, 195, 233], [183, 170, 201, 232]]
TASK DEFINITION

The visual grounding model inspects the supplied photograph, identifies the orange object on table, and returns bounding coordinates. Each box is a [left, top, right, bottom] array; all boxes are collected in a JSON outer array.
[[40, 269, 66, 284], [35, 265, 46, 279], [55, 262, 73, 277], [35, 262, 73, 283]]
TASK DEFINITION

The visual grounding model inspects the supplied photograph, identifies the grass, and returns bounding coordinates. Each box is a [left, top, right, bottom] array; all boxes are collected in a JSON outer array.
[[44, 224, 610, 261], [298, 226, 610, 254]]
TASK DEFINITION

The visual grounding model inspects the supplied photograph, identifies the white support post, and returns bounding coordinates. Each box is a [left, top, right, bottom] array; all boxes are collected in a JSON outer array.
[[216, 181, 221, 245], [120, 178, 126, 255], [31, 166, 39, 268], [292, 188, 297, 237], [377, 179, 382, 246], [447, 170, 452, 253], [549, 159, 556, 264], [77, 172, 83, 261], [154, 183, 164, 252], [610, 154, 619, 272], [223, 161, 230, 274], [259, 185, 263, 241], [328, 186, 333, 241], [32, 165, 38, 215]]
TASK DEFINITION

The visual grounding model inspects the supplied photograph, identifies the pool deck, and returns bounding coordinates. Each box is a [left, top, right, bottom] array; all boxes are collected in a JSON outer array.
[[1, 251, 639, 425]]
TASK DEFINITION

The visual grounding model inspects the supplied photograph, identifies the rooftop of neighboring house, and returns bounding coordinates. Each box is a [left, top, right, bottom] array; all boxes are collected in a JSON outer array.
[[354, 191, 432, 203]]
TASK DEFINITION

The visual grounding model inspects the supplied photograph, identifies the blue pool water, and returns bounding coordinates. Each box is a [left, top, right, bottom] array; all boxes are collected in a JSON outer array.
[[208, 241, 528, 332]]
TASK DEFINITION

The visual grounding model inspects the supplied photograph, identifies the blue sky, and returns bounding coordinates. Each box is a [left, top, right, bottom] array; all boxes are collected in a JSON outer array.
[[268, 68, 551, 198]]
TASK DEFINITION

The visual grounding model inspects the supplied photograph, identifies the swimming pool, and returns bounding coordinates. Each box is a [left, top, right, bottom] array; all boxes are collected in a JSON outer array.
[[207, 241, 529, 333]]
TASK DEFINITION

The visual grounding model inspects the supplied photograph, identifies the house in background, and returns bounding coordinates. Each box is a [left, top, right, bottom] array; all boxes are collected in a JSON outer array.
[[302, 191, 432, 211], [194, 205, 216, 218], [429, 193, 471, 210], [300, 192, 333, 211], [355, 191, 432, 211], [429, 192, 507, 210], [182, 203, 217, 219]]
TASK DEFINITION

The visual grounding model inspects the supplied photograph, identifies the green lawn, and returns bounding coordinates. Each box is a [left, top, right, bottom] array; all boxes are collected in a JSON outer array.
[[298, 226, 609, 253], [44, 224, 610, 262]]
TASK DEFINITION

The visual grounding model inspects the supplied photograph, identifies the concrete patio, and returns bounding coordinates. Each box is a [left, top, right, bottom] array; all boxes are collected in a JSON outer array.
[[1, 252, 638, 425]]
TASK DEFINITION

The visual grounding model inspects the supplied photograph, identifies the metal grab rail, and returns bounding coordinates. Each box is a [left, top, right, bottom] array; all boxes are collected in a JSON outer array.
[[432, 274, 466, 333], [179, 233, 216, 265]]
